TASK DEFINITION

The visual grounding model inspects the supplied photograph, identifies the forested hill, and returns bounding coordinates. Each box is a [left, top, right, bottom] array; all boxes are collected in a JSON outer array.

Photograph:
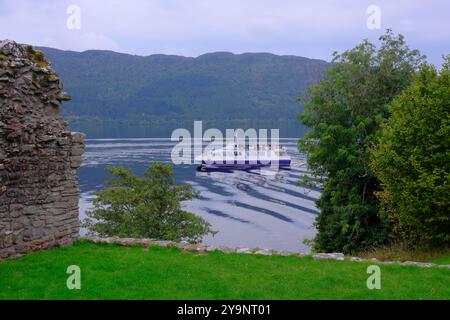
[[38, 47, 330, 138]]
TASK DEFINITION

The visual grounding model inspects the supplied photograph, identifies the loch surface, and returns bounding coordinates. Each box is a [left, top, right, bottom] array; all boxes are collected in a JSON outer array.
[[78, 138, 319, 252]]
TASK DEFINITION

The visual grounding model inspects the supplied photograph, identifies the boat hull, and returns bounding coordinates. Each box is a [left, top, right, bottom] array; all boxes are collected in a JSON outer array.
[[200, 159, 291, 168]]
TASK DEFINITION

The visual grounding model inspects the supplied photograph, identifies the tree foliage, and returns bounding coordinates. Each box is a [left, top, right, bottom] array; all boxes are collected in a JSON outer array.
[[83, 162, 215, 243], [371, 62, 450, 247], [298, 30, 425, 253]]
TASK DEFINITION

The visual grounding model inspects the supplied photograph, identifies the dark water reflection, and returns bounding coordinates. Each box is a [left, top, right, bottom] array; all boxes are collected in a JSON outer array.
[[78, 138, 319, 252]]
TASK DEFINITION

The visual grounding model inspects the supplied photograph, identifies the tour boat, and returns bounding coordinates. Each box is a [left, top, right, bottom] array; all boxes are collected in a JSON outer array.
[[195, 137, 291, 170]]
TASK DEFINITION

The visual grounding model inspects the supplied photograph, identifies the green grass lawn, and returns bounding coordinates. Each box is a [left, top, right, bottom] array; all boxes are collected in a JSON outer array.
[[0, 241, 449, 300], [428, 256, 450, 265]]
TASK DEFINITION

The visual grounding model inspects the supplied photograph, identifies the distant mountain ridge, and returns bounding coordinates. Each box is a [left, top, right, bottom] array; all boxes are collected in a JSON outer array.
[[37, 46, 330, 138]]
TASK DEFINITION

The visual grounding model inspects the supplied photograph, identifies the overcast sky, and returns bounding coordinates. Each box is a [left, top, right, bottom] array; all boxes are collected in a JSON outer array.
[[1, 0, 448, 65]]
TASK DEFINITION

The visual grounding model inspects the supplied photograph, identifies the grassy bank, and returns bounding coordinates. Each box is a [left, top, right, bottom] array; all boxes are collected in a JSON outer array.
[[360, 246, 450, 265], [0, 241, 449, 300]]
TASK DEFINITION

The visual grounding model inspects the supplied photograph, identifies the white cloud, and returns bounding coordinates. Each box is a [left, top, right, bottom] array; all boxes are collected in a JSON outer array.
[[0, 0, 120, 51], [0, 0, 448, 64]]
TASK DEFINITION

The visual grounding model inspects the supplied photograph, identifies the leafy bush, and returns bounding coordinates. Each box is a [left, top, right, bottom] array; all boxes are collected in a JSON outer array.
[[83, 162, 215, 243], [298, 30, 425, 253], [371, 62, 450, 247]]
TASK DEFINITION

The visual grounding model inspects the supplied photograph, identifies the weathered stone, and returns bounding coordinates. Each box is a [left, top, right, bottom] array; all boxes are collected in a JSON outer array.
[[313, 253, 345, 261], [116, 238, 141, 246], [70, 147, 85, 156], [218, 246, 235, 253], [22, 205, 40, 215], [180, 243, 196, 252], [106, 237, 119, 244], [153, 240, 173, 247], [83, 236, 101, 243], [138, 238, 154, 247], [37, 135, 56, 143], [236, 247, 253, 254], [401, 261, 434, 268], [176, 240, 190, 249], [0, 40, 85, 260], [194, 244, 208, 253], [58, 92, 71, 101], [278, 250, 295, 256], [77, 236, 449, 268], [71, 132, 85, 144], [205, 245, 217, 252], [70, 156, 83, 168], [255, 249, 273, 255], [350, 257, 364, 262]]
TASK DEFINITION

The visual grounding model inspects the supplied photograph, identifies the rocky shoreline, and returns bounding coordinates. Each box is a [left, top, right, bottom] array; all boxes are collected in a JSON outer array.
[[82, 236, 450, 269]]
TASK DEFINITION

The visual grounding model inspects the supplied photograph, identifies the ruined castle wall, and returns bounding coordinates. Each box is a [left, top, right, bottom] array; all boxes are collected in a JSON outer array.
[[0, 40, 84, 259]]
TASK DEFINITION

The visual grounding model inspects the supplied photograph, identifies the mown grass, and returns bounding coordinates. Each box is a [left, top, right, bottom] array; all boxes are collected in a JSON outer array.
[[0, 241, 448, 300]]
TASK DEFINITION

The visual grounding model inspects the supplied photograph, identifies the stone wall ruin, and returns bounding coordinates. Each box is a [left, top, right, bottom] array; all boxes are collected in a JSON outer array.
[[0, 40, 84, 259]]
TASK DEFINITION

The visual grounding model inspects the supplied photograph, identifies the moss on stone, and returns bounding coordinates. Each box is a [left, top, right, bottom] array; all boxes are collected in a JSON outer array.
[[25, 45, 49, 68], [31, 73, 39, 86]]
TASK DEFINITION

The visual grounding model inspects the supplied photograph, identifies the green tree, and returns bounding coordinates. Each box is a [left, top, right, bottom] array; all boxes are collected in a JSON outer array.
[[298, 30, 425, 253], [371, 62, 450, 247], [83, 162, 215, 242]]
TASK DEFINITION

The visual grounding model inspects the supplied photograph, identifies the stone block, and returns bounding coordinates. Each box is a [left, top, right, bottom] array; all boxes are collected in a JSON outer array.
[[313, 253, 345, 261], [71, 132, 86, 144]]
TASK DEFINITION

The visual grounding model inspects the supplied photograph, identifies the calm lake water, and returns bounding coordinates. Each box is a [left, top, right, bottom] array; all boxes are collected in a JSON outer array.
[[78, 138, 319, 252]]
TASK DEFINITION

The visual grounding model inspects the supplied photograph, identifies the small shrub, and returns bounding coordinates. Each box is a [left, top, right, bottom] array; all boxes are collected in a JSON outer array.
[[83, 162, 216, 243]]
